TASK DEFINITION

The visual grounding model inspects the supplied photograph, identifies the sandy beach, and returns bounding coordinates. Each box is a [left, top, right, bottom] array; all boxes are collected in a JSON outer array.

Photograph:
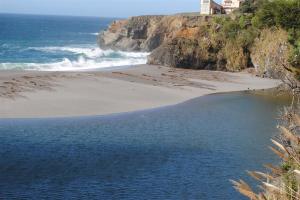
[[0, 65, 281, 118]]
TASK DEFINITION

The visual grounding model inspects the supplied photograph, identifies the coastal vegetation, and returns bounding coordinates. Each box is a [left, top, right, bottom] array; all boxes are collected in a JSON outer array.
[[99, 0, 299, 82], [212, 0, 300, 75], [229, 1, 300, 198]]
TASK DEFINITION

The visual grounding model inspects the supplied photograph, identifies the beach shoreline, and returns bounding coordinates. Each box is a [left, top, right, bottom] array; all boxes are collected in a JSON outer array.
[[0, 64, 281, 119]]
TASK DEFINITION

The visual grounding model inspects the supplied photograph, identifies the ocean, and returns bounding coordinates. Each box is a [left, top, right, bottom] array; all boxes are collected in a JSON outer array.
[[0, 14, 148, 71]]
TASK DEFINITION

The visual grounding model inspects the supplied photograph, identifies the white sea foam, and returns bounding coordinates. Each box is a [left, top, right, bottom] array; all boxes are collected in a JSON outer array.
[[29, 46, 110, 58], [1, 46, 149, 71], [77, 32, 99, 36], [0, 55, 148, 71], [28, 46, 149, 59]]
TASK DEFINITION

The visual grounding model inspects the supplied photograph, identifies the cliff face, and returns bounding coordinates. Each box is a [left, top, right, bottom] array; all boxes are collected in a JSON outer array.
[[99, 16, 164, 51], [99, 15, 292, 73], [147, 21, 228, 70], [99, 15, 224, 70], [98, 15, 208, 52]]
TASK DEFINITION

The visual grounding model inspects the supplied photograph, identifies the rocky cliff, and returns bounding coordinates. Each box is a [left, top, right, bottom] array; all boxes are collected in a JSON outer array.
[[98, 15, 209, 52], [99, 15, 225, 70], [98, 15, 292, 73], [98, 16, 164, 52]]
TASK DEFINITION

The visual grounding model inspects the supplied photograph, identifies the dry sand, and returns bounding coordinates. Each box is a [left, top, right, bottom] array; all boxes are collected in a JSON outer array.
[[0, 65, 281, 118]]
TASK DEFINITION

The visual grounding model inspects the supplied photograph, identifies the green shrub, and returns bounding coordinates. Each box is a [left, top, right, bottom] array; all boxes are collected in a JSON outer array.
[[239, 0, 264, 13], [255, 0, 300, 30], [202, 0, 299, 71]]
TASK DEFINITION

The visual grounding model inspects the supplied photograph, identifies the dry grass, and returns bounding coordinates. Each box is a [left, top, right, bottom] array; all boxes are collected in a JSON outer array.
[[232, 106, 300, 200]]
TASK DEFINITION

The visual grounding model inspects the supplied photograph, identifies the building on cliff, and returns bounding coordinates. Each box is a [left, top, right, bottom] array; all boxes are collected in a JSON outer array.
[[200, 0, 243, 14], [200, 0, 223, 14]]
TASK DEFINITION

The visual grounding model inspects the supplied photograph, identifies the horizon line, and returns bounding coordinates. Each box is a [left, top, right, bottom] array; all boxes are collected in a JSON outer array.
[[0, 11, 199, 19], [0, 12, 126, 19]]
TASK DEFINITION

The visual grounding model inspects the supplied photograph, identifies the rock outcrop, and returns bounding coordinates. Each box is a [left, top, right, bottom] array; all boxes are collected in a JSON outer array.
[[98, 15, 292, 73], [99, 15, 223, 70], [98, 15, 165, 52], [147, 23, 226, 70]]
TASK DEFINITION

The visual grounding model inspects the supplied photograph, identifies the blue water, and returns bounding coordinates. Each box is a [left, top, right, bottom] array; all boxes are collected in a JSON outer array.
[[0, 93, 287, 199], [0, 14, 148, 71]]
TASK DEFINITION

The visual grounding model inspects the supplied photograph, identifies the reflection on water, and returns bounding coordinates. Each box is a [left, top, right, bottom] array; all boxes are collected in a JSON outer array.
[[0, 92, 289, 199]]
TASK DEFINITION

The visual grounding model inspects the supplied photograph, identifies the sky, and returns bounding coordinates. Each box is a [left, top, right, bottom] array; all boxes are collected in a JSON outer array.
[[0, 0, 224, 18]]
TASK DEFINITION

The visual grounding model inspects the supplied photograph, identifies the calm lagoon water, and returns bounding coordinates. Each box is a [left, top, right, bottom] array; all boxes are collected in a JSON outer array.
[[0, 92, 288, 199]]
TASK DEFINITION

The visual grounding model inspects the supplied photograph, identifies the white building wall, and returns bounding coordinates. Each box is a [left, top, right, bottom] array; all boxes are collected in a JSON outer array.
[[200, 0, 211, 14], [232, 0, 241, 7], [200, 0, 242, 15], [222, 0, 242, 13]]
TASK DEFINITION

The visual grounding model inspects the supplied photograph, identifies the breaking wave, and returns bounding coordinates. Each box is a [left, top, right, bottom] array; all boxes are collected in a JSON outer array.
[[28, 46, 149, 59], [1, 46, 149, 71], [0, 57, 147, 71]]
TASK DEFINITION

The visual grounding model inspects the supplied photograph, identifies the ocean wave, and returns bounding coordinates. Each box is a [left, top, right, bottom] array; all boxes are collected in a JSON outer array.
[[77, 32, 99, 36], [28, 46, 149, 59], [29, 46, 107, 58], [1, 46, 149, 71], [0, 56, 148, 71]]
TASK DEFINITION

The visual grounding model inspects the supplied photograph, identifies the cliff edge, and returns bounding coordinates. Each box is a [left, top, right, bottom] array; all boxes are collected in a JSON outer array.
[[98, 15, 223, 70], [98, 14, 293, 74]]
